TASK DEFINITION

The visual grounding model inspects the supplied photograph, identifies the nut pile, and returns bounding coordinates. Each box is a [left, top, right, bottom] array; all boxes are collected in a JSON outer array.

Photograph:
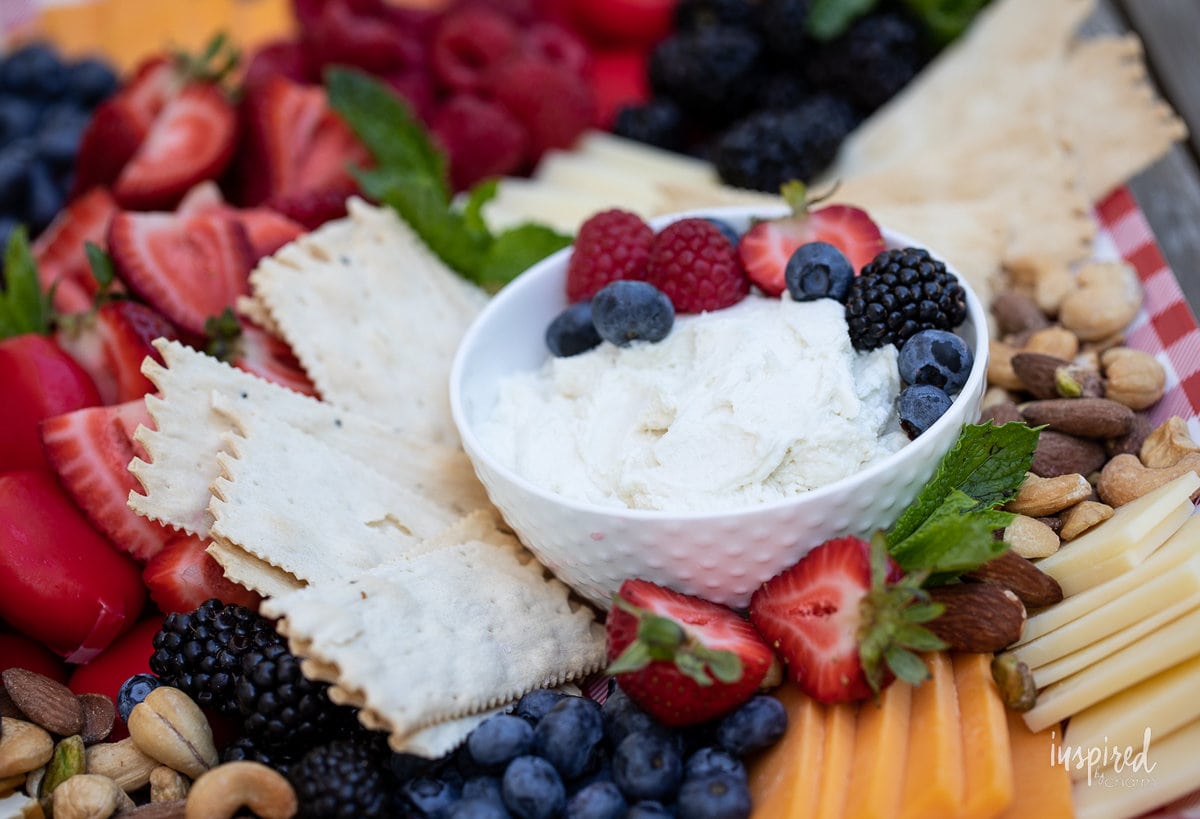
[[0, 668, 297, 819]]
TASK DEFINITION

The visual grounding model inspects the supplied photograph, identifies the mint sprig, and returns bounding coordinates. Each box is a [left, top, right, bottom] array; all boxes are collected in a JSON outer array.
[[0, 226, 53, 341], [807, 0, 988, 43], [325, 68, 572, 291]]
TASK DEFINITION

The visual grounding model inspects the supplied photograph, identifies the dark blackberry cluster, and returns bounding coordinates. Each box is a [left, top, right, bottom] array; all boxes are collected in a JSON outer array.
[[805, 11, 929, 111], [647, 27, 762, 124], [290, 737, 397, 819], [845, 247, 967, 351], [220, 735, 300, 777], [612, 99, 685, 151]]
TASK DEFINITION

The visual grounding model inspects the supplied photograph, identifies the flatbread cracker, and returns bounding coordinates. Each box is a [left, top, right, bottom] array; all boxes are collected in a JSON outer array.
[[206, 539, 304, 599], [263, 536, 605, 744]]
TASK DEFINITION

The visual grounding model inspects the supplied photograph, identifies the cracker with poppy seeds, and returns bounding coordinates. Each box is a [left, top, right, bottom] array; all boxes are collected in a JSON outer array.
[[262, 533, 606, 748], [248, 198, 487, 444]]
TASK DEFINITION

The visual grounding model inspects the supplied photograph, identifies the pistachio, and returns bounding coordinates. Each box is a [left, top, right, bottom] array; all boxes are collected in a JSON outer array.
[[127, 688, 217, 781], [991, 653, 1038, 712], [39, 734, 86, 801], [1102, 347, 1166, 410]]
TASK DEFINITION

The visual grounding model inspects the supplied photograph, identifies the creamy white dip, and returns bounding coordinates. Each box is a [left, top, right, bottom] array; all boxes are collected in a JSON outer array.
[[479, 297, 908, 512]]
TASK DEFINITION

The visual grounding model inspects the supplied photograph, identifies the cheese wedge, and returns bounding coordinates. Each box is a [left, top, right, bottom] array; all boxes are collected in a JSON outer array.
[[1072, 716, 1200, 819], [575, 131, 720, 189], [843, 682, 912, 819], [996, 710, 1074, 819], [1016, 512, 1200, 645], [898, 653, 963, 819], [813, 702, 857, 819], [1065, 653, 1200, 763], [534, 153, 666, 214], [1036, 472, 1198, 592], [485, 179, 620, 233], [954, 652, 1015, 819], [748, 684, 825, 819], [1015, 553, 1200, 669], [1032, 591, 1200, 687], [1023, 605, 1200, 733]]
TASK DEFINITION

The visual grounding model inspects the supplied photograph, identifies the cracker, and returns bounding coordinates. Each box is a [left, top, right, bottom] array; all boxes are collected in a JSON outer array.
[[234, 294, 281, 338], [262, 537, 605, 742], [249, 199, 486, 443], [206, 539, 304, 599]]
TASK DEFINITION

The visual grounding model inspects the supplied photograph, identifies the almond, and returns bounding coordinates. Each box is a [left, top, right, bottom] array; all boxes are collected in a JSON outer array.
[[119, 799, 189, 818], [992, 291, 1051, 336], [78, 693, 116, 745], [1011, 352, 1071, 399], [981, 401, 1022, 425], [1, 669, 84, 737], [926, 584, 1026, 652], [964, 550, 1063, 609], [1031, 430, 1107, 477], [1021, 397, 1134, 438]]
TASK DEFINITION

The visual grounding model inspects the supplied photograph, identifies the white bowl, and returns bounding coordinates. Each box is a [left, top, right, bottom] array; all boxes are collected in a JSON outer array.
[[450, 205, 989, 609]]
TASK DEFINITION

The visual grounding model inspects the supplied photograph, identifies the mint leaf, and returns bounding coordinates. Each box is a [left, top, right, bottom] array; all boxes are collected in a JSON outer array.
[[901, 0, 989, 45], [0, 226, 52, 340], [887, 421, 1038, 545], [85, 241, 115, 290], [808, 0, 879, 40], [890, 489, 1011, 576], [478, 224, 572, 291]]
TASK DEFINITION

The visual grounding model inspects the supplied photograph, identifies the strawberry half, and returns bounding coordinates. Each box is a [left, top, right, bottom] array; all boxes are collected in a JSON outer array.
[[205, 312, 316, 396], [70, 97, 151, 200], [41, 399, 174, 562], [749, 535, 945, 704], [738, 183, 885, 297], [142, 533, 261, 614], [113, 83, 238, 211], [108, 209, 254, 337], [55, 301, 178, 405], [606, 579, 776, 726], [33, 187, 119, 313]]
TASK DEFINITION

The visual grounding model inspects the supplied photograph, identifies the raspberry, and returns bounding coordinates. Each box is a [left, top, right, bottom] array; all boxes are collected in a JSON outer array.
[[487, 55, 596, 161], [565, 209, 654, 303], [520, 23, 589, 74], [432, 95, 528, 191], [645, 218, 749, 313], [431, 6, 519, 94]]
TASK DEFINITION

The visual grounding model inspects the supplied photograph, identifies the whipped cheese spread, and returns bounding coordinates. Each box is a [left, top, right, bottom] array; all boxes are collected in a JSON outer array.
[[479, 297, 908, 512]]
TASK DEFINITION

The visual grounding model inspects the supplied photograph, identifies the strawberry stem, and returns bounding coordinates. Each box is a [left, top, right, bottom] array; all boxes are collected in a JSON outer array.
[[606, 595, 744, 687]]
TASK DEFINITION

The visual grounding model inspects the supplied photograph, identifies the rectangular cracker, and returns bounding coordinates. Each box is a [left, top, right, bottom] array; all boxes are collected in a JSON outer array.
[[262, 535, 605, 742], [249, 199, 487, 444]]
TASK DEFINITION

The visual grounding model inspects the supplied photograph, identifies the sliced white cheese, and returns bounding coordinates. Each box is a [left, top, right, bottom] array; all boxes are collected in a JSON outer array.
[[534, 152, 666, 214], [1022, 605, 1200, 733], [576, 131, 720, 188], [1072, 716, 1200, 819], [1016, 511, 1200, 645], [1066, 654, 1200, 772], [1031, 591, 1200, 688], [1014, 553, 1200, 669], [1036, 472, 1199, 589], [483, 179, 620, 234]]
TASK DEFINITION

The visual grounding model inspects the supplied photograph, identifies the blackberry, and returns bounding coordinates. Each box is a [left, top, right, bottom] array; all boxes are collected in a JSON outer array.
[[236, 641, 359, 750], [220, 735, 300, 777], [150, 599, 282, 715], [754, 71, 810, 112], [674, 0, 760, 32], [290, 738, 395, 819], [806, 12, 929, 112], [711, 95, 857, 191], [845, 248, 967, 351], [759, 0, 813, 63], [648, 27, 762, 125], [612, 99, 685, 151]]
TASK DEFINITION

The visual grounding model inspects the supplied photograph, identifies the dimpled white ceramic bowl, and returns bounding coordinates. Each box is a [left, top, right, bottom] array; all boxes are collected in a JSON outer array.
[[450, 205, 989, 609]]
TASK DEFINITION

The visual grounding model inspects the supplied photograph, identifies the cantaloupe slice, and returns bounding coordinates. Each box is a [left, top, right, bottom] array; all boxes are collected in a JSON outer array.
[[843, 682, 912, 819], [814, 702, 858, 819], [899, 653, 964, 819], [954, 652, 1015, 819], [748, 683, 826, 819], [996, 709, 1074, 819]]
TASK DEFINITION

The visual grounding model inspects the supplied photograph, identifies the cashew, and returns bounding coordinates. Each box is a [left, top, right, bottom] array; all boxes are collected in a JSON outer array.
[[51, 774, 134, 819], [185, 762, 297, 819], [1059, 261, 1142, 341], [981, 386, 1016, 410], [1005, 473, 1093, 517], [1003, 256, 1074, 317], [1025, 326, 1079, 360], [0, 718, 53, 778], [1003, 515, 1061, 559], [150, 765, 190, 802], [127, 688, 217, 781], [0, 772, 23, 795], [1102, 347, 1166, 410], [1059, 501, 1115, 541], [988, 340, 1026, 391], [1141, 416, 1200, 468], [1096, 453, 1200, 507]]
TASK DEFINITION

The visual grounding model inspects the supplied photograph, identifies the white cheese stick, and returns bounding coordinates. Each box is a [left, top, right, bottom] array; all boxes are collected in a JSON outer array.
[[1072, 716, 1200, 819]]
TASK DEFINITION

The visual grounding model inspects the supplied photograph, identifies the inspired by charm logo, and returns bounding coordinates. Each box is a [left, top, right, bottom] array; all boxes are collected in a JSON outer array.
[[1050, 728, 1158, 787]]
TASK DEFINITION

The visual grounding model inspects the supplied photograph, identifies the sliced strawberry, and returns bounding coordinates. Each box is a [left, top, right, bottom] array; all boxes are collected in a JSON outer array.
[[749, 536, 942, 704], [70, 98, 150, 200], [175, 180, 227, 216], [121, 55, 182, 126], [55, 301, 178, 405], [241, 38, 318, 97], [32, 187, 119, 313], [113, 83, 238, 211], [108, 209, 254, 336], [235, 208, 305, 260], [605, 579, 776, 726], [41, 399, 174, 562], [142, 533, 261, 615], [738, 195, 885, 297], [210, 319, 317, 396], [267, 186, 356, 231]]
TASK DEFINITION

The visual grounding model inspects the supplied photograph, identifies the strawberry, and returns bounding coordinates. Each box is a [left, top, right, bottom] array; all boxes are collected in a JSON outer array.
[[107, 209, 255, 336], [143, 533, 261, 615], [120, 55, 182, 126], [205, 312, 317, 396], [67, 616, 163, 740], [749, 536, 945, 704], [738, 183, 885, 297], [113, 83, 238, 211], [606, 579, 776, 727], [32, 187, 119, 313], [70, 97, 150, 200], [174, 181, 304, 260], [55, 301, 178, 405], [241, 38, 318, 97], [41, 399, 175, 562]]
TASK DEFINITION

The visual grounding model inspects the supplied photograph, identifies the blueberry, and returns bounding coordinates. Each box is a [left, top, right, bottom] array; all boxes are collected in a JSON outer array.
[[566, 781, 626, 819], [502, 755, 566, 819], [0, 140, 33, 210], [469, 714, 535, 770], [0, 95, 39, 142], [65, 58, 119, 106], [590, 280, 675, 346], [26, 160, 63, 234], [601, 685, 659, 748], [613, 730, 683, 803], [897, 383, 953, 438], [684, 747, 745, 781], [897, 328, 973, 394], [531, 696, 604, 781], [676, 771, 751, 819], [626, 801, 674, 818], [0, 43, 67, 100], [443, 795, 513, 819], [36, 105, 89, 168], [116, 674, 160, 722], [716, 695, 787, 758], [705, 217, 741, 248], [546, 301, 602, 357], [402, 776, 461, 816], [785, 241, 854, 303], [463, 775, 504, 801], [515, 688, 568, 724]]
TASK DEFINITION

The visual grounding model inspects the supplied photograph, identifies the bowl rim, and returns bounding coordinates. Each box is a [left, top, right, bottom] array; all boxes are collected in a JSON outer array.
[[449, 203, 990, 523]]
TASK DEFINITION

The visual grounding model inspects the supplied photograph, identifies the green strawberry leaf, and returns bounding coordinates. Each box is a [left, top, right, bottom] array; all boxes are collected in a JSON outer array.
[[885, 646, 932, 686], [606, 641, 653, 676], [807, 0, 879, 40], [85, 241, 115, 290]]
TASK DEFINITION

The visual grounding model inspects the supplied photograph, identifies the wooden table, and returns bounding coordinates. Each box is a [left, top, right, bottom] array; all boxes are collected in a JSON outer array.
[[1092, 0, 1200, 312]]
